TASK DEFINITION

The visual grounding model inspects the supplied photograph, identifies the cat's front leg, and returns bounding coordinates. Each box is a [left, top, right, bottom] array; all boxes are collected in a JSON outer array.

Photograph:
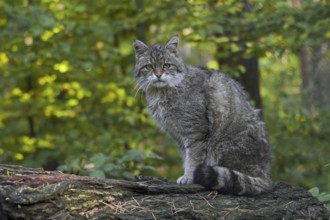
[[177, 143, 206, 184]]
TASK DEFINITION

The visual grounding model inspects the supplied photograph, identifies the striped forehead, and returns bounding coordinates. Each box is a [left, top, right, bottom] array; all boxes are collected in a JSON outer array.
[[149, 44, 166, 63]]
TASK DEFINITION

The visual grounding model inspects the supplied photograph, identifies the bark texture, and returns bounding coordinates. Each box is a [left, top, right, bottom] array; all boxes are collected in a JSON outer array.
[[0, 164, 329, 220]]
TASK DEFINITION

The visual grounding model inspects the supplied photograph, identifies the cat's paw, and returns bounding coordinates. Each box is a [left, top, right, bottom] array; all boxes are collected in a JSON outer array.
[[176, 175, 193, 184]]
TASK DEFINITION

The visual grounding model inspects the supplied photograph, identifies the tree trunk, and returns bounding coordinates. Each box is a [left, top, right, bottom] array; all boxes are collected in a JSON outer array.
[[0, 164, 329, 219], [239, 56, 263, 111], [216, 1, 263, 111], [135, 0, 146, 43], [217, 52, 263, 111], [300, 44, 330, 111], [294, 0, 330, 111]]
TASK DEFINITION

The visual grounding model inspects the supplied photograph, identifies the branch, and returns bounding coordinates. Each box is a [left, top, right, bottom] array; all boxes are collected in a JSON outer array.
[[0, 164, 328, 219]]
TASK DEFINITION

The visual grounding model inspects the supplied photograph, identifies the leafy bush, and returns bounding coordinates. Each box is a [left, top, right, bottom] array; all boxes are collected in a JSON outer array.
[[261, 53, 330, 192], [58, 150, 162, 179], [309, 187, 330, 211]]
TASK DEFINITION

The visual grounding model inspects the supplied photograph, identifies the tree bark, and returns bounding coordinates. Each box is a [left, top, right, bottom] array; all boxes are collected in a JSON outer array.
[[0, 164, 329, 219], [239, 56, 263, 111], [300, 44, 330, 110], [135, 0, 146, 43], [217, 52, 263, 111], [294, 0, 330, 110]]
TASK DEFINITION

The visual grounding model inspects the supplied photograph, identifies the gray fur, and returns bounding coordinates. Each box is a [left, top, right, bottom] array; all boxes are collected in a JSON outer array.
[[133, 35, 272, 195]]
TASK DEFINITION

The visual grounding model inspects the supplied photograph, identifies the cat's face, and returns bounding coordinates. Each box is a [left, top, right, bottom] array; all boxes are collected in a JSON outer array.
[[133, 35, 185, 91]]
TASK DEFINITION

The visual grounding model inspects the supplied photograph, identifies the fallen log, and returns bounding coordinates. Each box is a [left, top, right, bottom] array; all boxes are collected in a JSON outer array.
[[0, 164, 329, 219]]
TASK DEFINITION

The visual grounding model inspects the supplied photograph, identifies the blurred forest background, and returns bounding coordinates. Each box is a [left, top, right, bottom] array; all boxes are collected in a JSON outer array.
[[0, 0, 329, 202]]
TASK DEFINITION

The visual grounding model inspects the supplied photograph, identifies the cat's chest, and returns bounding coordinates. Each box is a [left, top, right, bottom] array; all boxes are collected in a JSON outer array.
[[148, 97, 181, 126], [146, 91, 205, 130]]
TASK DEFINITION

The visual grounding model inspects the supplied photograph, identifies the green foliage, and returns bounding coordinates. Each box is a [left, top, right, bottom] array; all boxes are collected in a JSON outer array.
[[309, 187, 330, 211], [0, 0, 161, 177], [58, 150, 161, 180], [0, 0, 329, 198], [260, 52, 330, 192]]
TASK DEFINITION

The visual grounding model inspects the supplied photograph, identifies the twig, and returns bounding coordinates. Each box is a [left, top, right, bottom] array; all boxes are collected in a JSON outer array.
[[189, 200, 194, 210], [151, 212, 157, 220], [169, 200, 186, 215], [199, 195, 216, 209], [207, 191, 218, 200], [132, 196, 140, 206]]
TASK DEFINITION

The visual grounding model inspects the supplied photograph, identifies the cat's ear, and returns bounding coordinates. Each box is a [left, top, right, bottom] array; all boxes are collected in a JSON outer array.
[[133, 40, 149, 57], [165, 35, 179, 56]]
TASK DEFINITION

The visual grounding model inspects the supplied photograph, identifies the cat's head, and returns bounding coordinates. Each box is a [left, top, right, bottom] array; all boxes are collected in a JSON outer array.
[[133, 35, 185, 91]]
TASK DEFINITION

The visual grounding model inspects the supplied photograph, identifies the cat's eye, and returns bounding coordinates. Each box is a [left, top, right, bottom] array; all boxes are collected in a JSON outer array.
[[162, 63, 172, 69], [143, 64, 154, 71]]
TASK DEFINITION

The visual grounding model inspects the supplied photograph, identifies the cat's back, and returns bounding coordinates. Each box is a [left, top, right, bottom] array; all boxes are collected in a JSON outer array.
[[188, 67, 247, 112], [193, 67, 261, 135], [189, 66, 240, 93]]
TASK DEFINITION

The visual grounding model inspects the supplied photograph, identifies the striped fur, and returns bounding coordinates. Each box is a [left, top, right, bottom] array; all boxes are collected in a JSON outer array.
[[133, 36, 273, 196], [194, 165, 272, 195]]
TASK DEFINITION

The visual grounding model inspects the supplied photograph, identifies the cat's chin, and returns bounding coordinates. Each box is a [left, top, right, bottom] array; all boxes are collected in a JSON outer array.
[[151, 81, 169, 88]]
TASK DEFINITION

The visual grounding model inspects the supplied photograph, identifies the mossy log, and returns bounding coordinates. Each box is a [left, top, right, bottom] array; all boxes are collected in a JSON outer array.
[[0, 164, 329, 220]]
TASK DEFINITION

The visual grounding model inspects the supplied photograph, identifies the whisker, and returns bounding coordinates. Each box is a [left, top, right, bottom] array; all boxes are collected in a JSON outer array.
[[181, 78, 191, 85], [134, 78, 149, 97], [145, 80, 153, 93], [134, 85, 144, 99]]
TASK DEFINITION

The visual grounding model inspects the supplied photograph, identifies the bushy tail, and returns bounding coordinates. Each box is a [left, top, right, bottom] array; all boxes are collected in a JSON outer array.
[[193, 164, 272, 195]]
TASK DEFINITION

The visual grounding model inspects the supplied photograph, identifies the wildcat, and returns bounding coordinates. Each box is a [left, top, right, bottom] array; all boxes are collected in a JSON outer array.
[[133, 35, 272, 195]]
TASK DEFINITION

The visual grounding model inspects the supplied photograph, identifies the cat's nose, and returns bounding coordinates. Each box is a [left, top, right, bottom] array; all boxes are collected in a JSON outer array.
[[155, 72, 162, 78]]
